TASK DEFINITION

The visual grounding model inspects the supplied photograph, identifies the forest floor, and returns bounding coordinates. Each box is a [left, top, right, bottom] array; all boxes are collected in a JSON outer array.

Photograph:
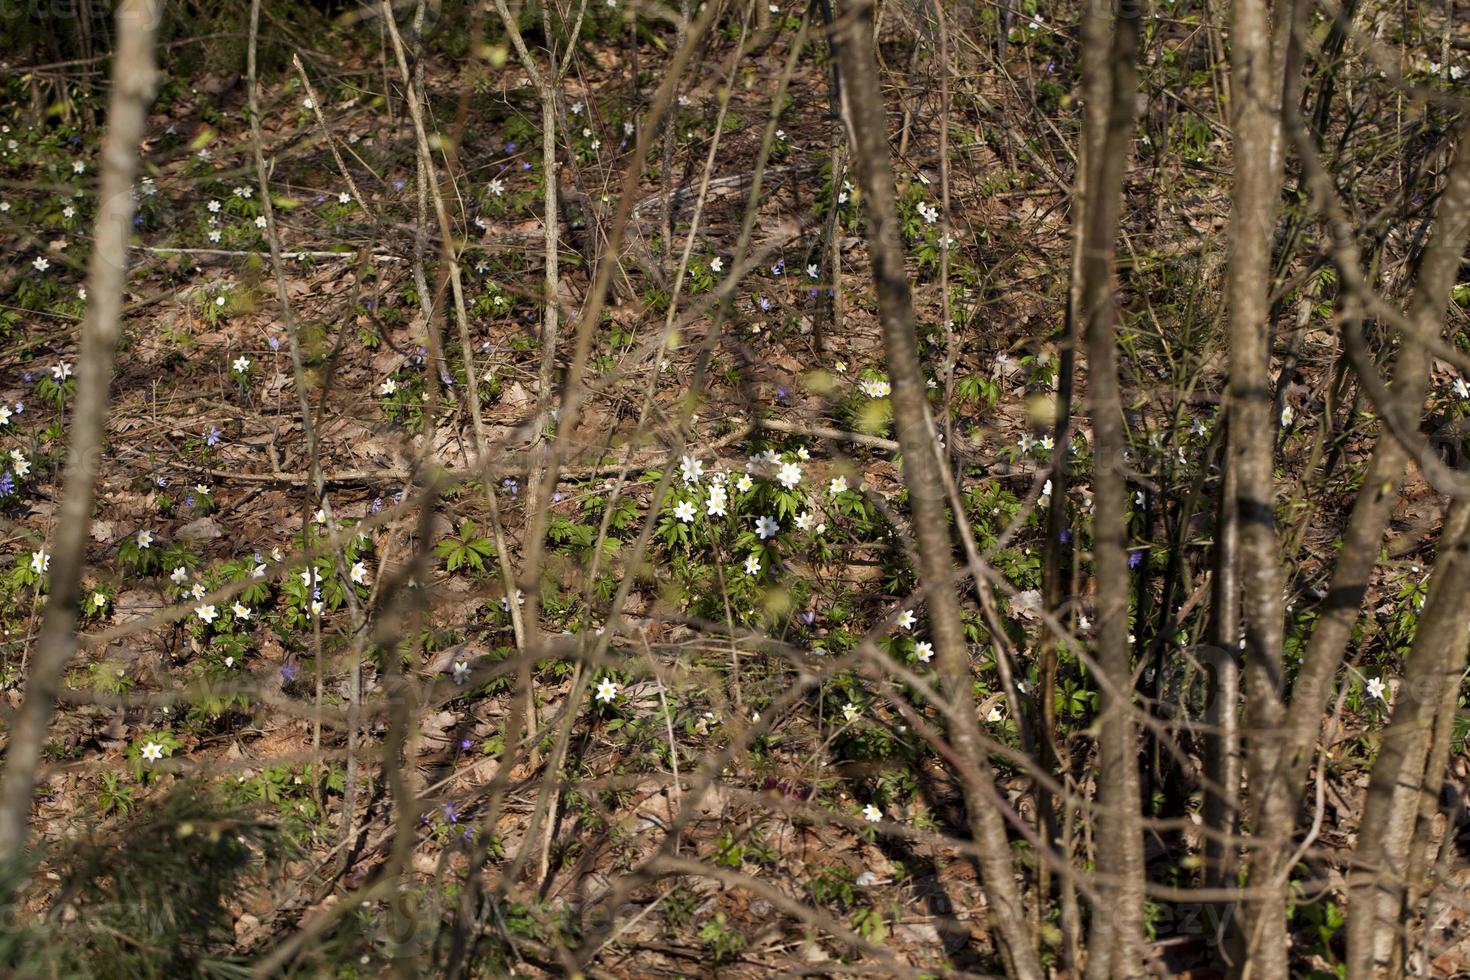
[[1, 3, 1468, 977]]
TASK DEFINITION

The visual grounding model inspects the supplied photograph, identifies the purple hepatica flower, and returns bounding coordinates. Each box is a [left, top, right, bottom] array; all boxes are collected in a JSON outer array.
[[314, 194, 325, 204], [504, 142, 516, 153], [1059, 528, 1072, 543], [0, 473, 14, 496], [521, 162, 531, 170], [771, 257, 785, 275], [205, 426, 221, 447], [393, 178, 405, 191], [462, 827, 474, 841], [183, 494, 195, 508], [502, 479, 519, 497], [133, 214, 143, 227], [268, 335, 281, 351], [155, 475, 168, 488], [370, 496, 384, 514], [1128, 551, 1143, 569], [21, 373, 32, 383], [758, 296, 771, 311], [13, 402, 22, 414], [459, 738, 473, 751], [800, 610, 816, 625], [281, 663, 298, 681], [552, 491, 563, 503], [441, 801, 458, 824]]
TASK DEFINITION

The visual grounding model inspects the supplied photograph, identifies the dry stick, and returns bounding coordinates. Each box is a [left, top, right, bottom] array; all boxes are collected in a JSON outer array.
[[1226, 0, 1295, 970], [1038, 0, 1099, 959], [929, 0, 957, 524], [1075, 0, 1146, 976], [392, 3, 529, 620], [250, 876, 403, 979], [443, 528, 656, 963], [757, 416, 898, 451], [1340, 325, 1470, 501], [396, 0, 451, 503], [661, 0, 692, 280], [491, 0, 560, 557], [556, 0, 593, 71], [289, 52, 378, 850], [290, 54, 375, 217], [248, 0, 334, 801], [132, 245, 403, 261], [434, 13, 537, 677], [0, 0, 157, 859], [464, 0, 579, 899], [1037, 0, 1100, 756], [380, 3, 532, 698], [484, 3, 566, 781], [831, 4, 1041, 977], [420, 5, 535, 681]]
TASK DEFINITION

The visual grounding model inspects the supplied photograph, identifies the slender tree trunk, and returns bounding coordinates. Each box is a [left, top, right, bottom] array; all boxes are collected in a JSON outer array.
[[1348, 499, 1470, 978], [1037, 0, 1102, 906], [833, 4, 1041, 977], [1274, 112, 1470, 817], [0, 0, 158, 860], [1074, 1, 1146, 976], [1264, 108, 1470, 980], [1339, 119, 1470, 980], [1226, 0, 1293, 970], [1205, 419, 1242, 902]]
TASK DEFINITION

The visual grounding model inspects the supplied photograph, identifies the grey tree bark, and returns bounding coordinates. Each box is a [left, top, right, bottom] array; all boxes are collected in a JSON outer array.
[[1275, 89, 1470, 980], [1224, 0, 1294, 971], [1348, 500, 1470, 978], [0, 0, 159, 860], [1073, 0, 1147, 976]]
